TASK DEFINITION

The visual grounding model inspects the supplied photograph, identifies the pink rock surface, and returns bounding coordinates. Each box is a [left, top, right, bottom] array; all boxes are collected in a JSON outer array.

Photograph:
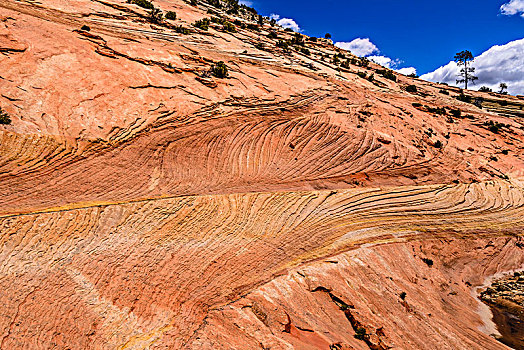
[[1, 0, 523, 348]]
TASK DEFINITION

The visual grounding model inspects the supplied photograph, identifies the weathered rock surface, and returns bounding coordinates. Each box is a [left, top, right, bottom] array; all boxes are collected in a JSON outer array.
[[1, 0, 524, 349], [480, 271, 524, 348], [481, 272, 524, 308]]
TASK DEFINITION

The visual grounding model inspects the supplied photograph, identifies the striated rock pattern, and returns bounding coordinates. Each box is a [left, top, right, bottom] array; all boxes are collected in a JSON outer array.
[[195, 238, 524, 349], [1, 0, 524, 349]]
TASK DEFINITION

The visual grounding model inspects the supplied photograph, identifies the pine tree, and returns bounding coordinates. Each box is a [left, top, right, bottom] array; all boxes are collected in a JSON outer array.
[[499, 83, 508, 94], [454, 50, 478, 89]]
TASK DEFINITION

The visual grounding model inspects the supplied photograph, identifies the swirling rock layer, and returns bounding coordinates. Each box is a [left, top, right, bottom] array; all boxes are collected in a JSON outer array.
[[1, 0, 524, 349]]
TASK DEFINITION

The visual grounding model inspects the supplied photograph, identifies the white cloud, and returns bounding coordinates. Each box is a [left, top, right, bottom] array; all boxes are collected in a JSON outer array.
[[501, 0, 524, 17], [335, 38, 415, 75], [335, 38, 378, 57], [368, 55, 400, 68], [269, 14, 301, 32], [396, 67, 417, 76], [369, 56, 417, 75], [420, 38, 524, 95]]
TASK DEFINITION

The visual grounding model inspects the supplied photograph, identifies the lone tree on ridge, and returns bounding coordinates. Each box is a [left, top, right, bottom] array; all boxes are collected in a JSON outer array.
[[499, 83, 508, 94], [454, 50, 478, 89]]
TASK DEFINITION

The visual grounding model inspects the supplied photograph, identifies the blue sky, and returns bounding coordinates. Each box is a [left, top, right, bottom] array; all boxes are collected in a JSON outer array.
[[251, 0, 522, 73], [244, 0, 524, 94]]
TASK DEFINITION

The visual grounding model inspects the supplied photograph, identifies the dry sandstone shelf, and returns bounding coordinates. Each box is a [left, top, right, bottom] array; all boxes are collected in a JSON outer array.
[[1, 0, 524, 349]]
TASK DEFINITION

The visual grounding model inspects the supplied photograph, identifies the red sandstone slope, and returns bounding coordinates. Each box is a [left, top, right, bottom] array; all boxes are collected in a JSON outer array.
[[1, 0, 524, 349]]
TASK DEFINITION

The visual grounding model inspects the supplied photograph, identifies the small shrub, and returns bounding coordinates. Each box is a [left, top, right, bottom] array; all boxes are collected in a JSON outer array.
[[456, 93, 472, 103], [148, 8, 163, 24], [192, 18, 210, 30], [359, 57, 369, 67], [241, 4, 257, 15], [434, 140, 443, 149], [173, 25, 190, 34], [211, 61, 228, 78], [226, 5, 239, 14], [210, 16, 226, 24], [406, 85, 417, 93], [490, 156, 498, 162], [308, 36, 318, 42], [479, 86, 492, 92], [412, 103, 422, 108], [450, 109, 462, 118], [500, 100, 508, 106], [383, 71, 397, 82], [0, 107, 12, 125], [190, 0, 198, 5], [299, 47, 310, 56], [354, 327, 367, 340], [247, 23, 260, 31], [234, 19, 246, 29], [421, 258, 434, 267], [427, 106, 446, 115], [267, 31, 278, 39], [254, 42, 264, 50], [276, 40, 289, 51], [473, 97, 484, 108], [165, 11, 177, 20], [127, 0, 154, 9], [80, 25, 91, 31], [502, 149, 509, 155], [377, 69, 397, 82], [340, 60, 351, 69], [209, 16, 227, 24], [290, 33, 304, 46], [484, 120, 507, 134], [222, 21, 236, 32], [439, 89, 449, 95], [400, 292, 407, 300], [357, 72, 367, 79]]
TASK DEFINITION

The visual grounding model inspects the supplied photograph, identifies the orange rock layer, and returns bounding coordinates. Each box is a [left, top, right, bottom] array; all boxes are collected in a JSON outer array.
[[1, 0, 523, 348]]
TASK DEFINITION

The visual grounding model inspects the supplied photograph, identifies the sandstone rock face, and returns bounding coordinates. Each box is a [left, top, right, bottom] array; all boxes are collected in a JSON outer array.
[[1, 0, 524, 349], [195, 238, 524, 350]]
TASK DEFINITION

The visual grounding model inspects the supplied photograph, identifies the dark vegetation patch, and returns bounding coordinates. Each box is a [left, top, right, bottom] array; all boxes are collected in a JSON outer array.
[[211, 61, 228, 78], [405, 85, 417, 93], [0, 107, 12, 125]]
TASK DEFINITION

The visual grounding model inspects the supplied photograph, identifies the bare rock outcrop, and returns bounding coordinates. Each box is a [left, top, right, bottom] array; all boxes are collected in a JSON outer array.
[[1, 0, 523, 348]]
